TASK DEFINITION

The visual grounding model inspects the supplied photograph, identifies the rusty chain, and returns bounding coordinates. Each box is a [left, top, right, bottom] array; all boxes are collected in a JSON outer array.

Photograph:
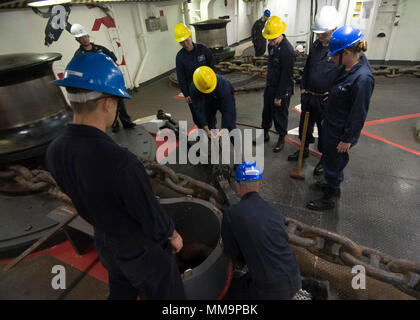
[[139, 158, 225, 205], [372, 65, 420, 78], [215, 61, 268, 77], [1, 161, 419, 299], [0, 158, 224, 208], [285, 217, 420, 299], [216, 56, 420, 79], [0, 165, 73, 205]]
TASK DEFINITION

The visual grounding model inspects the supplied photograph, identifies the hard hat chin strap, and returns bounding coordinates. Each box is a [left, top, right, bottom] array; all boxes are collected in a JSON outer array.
[[339, 52, 343, 65], [112, 105, 120, 128]]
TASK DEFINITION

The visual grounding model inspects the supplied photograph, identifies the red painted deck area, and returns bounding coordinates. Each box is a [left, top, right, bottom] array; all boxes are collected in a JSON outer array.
[[0, 241, 109, 284], [291, 106, 420, 157]]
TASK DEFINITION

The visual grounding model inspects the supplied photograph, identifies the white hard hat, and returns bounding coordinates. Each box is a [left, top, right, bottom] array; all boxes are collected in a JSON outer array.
[[312, 6, 340, 33], [71, 24, 88, 38], [296, 44, 304, 53]]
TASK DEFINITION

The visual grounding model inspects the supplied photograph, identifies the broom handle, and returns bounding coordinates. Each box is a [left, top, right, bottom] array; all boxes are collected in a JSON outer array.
[[296, 112, 310, 174]]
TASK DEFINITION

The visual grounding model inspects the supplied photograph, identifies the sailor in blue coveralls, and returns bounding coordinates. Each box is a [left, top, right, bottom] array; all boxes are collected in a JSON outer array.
[[251, 9, 270, 57], [257, 16, 296, 153], [70, 23, 135, 133], [46, 52, 186, 299], [222, 162, 301, 299], [189, 66, 237, 139], [174, 23, 215, 127], [307, 26, 375, 211], [287, 6, 341, 177]]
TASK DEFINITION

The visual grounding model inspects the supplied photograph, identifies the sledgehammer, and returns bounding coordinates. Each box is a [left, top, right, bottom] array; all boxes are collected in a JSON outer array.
[[290, 111, 310, 180]]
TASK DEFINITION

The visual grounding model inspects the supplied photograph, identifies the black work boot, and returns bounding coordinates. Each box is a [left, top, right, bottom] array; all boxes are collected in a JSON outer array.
[[273, 136, 285, 153], [313, 159, 324, 176], [306, 186, 337, 211], [123, 122, 136, 129], [287, 147, 309, 161], [253, 129, 270, 145], [264, 130, 270, 142], [314, 181, 341, 197]]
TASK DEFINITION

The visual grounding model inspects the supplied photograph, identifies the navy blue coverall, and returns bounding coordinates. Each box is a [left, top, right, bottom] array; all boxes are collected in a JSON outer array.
[[222, 192, 301, 300], [189, 74, 237, 131], [262, 35, 296, 137], [46, 124, 185, 300], [299, 39, 341, 152], [74, 44, 133, 127], [251, 19, 267, 57], [176, 43, 215, 126], [323, 54, 374, 189]]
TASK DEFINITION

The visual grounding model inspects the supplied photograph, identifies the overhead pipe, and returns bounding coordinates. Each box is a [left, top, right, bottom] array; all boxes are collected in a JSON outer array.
[[133, 3, 149, 89]]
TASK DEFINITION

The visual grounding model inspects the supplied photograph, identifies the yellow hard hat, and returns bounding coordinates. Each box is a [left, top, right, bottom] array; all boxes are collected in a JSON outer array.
[[193, 66, 217, 94], [262, 16, 287, 40], [174, 23, 192, 42]]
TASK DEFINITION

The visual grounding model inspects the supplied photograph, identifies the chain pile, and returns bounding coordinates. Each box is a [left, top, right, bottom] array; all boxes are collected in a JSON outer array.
[[215, 61, 267, 76], [1, 161, 419, 299], [216, 55, 420, 79], [372, 65, 420, 78], [285, 217, 420, 299]]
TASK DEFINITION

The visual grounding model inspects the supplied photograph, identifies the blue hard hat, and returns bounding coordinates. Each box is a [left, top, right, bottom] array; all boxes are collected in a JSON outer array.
[[51, 52, 130, 99], [329, 25, 364, 56], [235, 162, 263, 181], [264, 9, 271, 18]]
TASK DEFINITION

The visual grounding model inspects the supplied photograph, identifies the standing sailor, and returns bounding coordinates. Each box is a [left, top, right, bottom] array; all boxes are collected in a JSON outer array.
[[251, 9, 270, 57], [307, 26, 374, 210], [287, 6, 341, 177], [257, 16, 296, 153], [47, 52, 185, 299]]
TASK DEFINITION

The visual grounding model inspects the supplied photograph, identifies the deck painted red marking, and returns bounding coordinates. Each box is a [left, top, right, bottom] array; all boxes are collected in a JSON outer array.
[[187, 126, 198, 136], [291, 106, 420, 156], [361, 131, 420, 156], [0, 241, 108, 284], [364, 113, 420, 126]]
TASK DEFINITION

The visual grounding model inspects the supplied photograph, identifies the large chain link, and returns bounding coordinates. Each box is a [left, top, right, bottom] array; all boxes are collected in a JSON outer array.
[[285, 217, 420, 299], [139, 158, 224, 205], [0, 165, 73, 205]]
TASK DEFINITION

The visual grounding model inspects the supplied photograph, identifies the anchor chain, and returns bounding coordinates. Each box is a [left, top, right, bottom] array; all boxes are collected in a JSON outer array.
[[216, 55, 420, 79], [372, 65, 420, 78], [285, 217, 420, 299], [139, 158, 224, 205]]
